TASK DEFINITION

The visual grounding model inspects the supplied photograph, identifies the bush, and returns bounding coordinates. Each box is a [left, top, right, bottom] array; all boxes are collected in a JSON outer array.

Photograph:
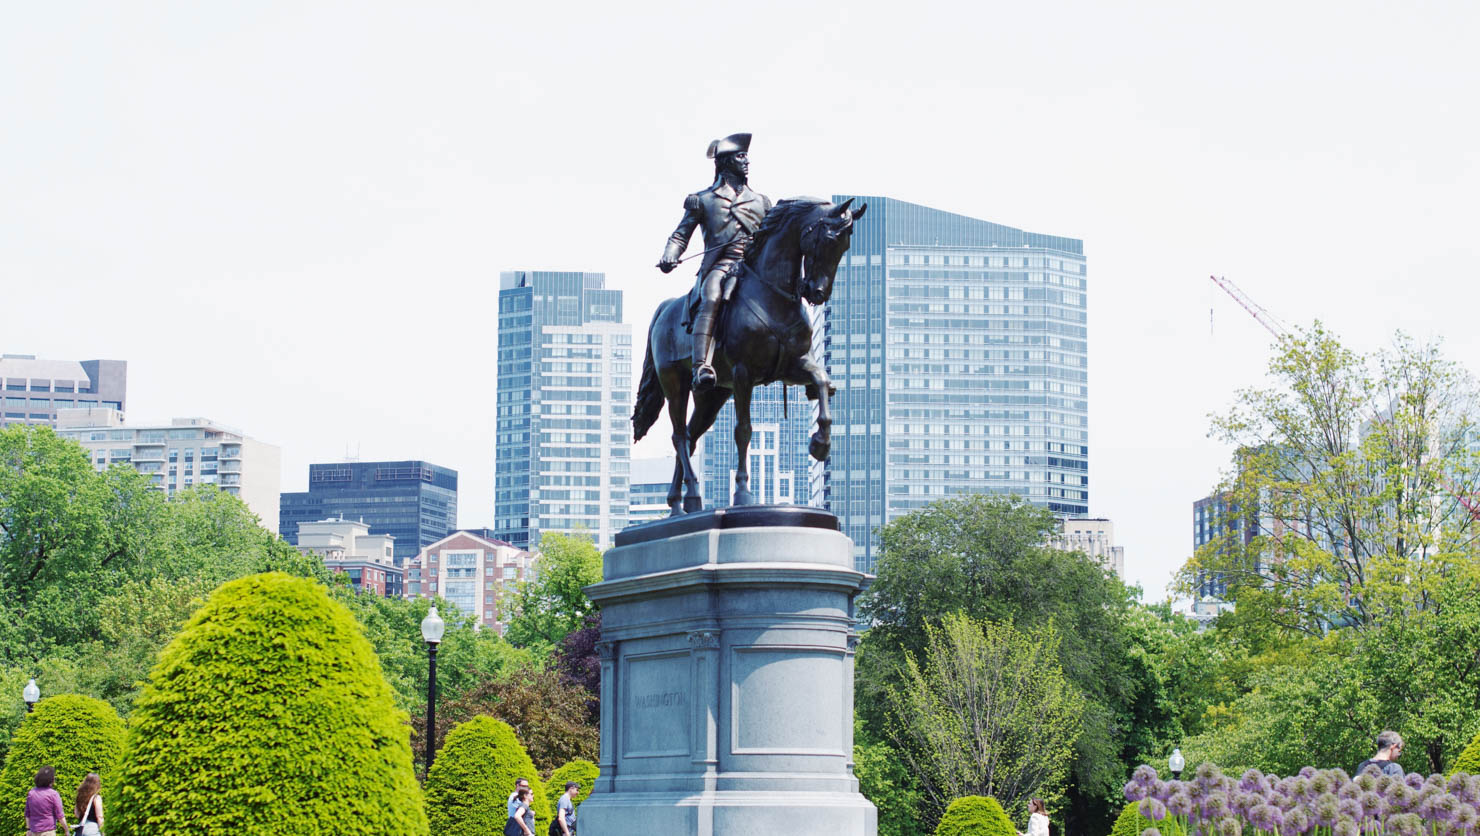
[[1110, 801, 1154, 836], [543, 758, 598, 816], [424, 716, 551, 836], [110, 572, 427, 836], [935, 796, 1016, 836], [1453, 729, 1480, 776], [0, 694, 125, 836]]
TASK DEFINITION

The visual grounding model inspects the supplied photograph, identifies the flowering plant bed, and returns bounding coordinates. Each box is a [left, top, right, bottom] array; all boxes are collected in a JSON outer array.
[[1123, 763, 1480, 836]]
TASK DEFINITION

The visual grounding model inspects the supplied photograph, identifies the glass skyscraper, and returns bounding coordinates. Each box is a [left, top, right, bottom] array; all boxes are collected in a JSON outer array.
[[494, 271, 632, 550], [279, 460, 458, 565], [817, 196, 1089, 571]]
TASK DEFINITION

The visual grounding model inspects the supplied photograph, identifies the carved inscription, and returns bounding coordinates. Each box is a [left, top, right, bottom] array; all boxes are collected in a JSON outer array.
[[634, 691, 685, 710]]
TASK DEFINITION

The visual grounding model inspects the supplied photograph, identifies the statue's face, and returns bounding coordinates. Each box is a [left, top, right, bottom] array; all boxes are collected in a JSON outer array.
[[722, 151, 749, 178]]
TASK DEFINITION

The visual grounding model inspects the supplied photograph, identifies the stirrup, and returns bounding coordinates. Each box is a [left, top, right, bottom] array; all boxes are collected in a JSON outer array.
[[693, 364, 717, 392]]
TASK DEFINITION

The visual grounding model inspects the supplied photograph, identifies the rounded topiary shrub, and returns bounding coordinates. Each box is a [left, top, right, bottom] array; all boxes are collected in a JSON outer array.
[[935, 795, 1016, 836], [0, 694, 125, 836], [543, 758, 599, 817], [110, 572, 427, 836], [1453, 730, 1480, 776], [424, 716, 551, 836], [1111, 801, 1154, 836]]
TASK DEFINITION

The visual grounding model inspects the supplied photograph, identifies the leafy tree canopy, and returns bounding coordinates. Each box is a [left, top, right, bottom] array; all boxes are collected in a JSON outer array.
[[504, 533, 602, 657]]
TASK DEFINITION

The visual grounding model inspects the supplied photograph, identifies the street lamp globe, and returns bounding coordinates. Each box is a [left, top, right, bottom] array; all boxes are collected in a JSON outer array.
[[1169, 748, 1186, 778], [22, 679, 40, 710], [421, 606, 445, 645]]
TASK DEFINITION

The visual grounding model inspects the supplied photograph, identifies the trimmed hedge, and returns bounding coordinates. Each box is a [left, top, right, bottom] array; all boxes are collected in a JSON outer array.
[[1110, 801, 1154, 836], [543, 758, 598, 816], [424, 716, 551, 836], [935, 796, 1016, 836], [110, 572, 428, 836], [0, 694, 125, 836], [1453, 729, 1480, 776]]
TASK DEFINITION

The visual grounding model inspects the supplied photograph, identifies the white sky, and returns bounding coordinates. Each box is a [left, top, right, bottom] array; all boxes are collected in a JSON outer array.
[[4, 0, 1477, 599]]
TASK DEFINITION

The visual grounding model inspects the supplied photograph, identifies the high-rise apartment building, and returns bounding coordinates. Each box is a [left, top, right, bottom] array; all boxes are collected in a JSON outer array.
[[55, 407, 281, 529], [405, 530, 536, 633], [494, 271, 632, 550], [700, 387, 811, 512], [816, 196, 1089, 571], [628, 455, 677, 527], [279, 461, 458, 565], [1, 354, 126, 428]]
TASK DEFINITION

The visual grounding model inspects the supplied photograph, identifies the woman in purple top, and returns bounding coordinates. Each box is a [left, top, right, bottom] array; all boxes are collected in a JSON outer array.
[[24, 766, 69, 836]]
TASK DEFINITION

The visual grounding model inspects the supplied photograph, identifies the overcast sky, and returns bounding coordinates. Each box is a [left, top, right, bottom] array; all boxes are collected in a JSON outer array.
[[4, 0, 1477, 599]]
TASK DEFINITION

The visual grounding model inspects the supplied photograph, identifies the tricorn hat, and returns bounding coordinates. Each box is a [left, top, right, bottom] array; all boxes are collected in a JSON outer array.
[[706, 132, 752, 159]]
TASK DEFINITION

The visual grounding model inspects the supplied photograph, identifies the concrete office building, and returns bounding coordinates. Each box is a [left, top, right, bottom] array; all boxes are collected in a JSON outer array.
[[294, 518, 403, 597], [1050, 517, 1125, 576], [279, 461, 458, 565], [1, 354, 126, 428], [405, 530, 536, 633], [628, 455, 678, 527], [495, 270, 632, 550], [55, 408, 281, 529], [815, 196, 1089, 571]]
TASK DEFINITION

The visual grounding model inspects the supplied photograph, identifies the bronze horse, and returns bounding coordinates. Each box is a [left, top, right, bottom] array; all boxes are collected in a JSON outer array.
[[633, 197, 866, 514]]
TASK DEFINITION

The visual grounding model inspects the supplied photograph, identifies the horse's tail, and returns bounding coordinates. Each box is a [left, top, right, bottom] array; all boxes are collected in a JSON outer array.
[[632, 314, 664, 442]]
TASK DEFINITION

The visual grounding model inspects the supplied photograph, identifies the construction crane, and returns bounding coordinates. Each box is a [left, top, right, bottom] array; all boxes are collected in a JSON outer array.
[[1209, 275, 1289, 339]]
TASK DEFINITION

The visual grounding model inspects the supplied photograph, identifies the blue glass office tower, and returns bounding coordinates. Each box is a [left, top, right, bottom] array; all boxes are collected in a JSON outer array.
[[817, 196, 1089, 571], [495, 271, 632, 550], [279, 460, 458, 565]]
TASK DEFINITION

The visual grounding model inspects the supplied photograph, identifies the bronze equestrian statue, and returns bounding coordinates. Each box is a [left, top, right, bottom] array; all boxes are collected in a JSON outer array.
[[635, 133, 866, 513]]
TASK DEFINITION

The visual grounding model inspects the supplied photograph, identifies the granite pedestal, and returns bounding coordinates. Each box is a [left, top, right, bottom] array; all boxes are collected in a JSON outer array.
[[578, 505, 877, 836]]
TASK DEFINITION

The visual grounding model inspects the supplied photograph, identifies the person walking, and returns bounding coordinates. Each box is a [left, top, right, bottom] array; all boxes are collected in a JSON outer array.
[[24, 766, 69, 836], [1026, 799, 1050, 836], [551, 780, 580, 835], [73, 772, 104, 836], [507, 777, 532, 820], [1355, 730, 1406, 777], [504, 787, 536, 836]]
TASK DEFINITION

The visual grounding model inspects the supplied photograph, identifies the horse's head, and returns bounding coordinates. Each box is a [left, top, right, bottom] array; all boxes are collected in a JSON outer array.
[[798, 198, 867, 305]]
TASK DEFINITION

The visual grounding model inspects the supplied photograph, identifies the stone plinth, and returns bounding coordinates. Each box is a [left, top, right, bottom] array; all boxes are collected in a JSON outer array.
[[579, 505, 877, 836]]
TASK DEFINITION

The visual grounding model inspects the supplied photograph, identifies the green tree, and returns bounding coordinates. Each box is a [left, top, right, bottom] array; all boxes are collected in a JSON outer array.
[[543, 758, 598, 815], [110, 573, 427, 836], [0, 694, 125, 836], [416, 665, 598, 774], [887, 614, 1083, 826], [1109, 802, 1153, 836], [422, 716, 551, 836], [934, 795, 1016, 836], [854, 722, 926, 836], [860, 494, 1135, 832], [504, 534, 602, 656], [1451, 728, 1480, 776]]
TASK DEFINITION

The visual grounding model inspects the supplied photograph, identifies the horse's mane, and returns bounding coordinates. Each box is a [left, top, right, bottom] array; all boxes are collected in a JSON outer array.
[[744, 197, 829, 266]]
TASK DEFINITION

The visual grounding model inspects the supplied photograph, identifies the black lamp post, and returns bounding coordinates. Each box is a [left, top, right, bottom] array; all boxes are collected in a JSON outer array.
[[421, 606, 445, 776], [1169, 748, 1186, 780], [22, 679, 39, 713]]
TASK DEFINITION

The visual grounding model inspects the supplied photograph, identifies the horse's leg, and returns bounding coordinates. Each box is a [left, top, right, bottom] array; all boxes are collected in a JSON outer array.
[[800, 356, 833, 461], [731, 364, 755, 506], [686, 387, 731, 455], [660, 366, 701, 515]]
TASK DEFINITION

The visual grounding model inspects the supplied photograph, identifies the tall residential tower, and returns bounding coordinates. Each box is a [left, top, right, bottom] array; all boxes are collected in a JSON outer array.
[[494, 271, 632, 550], [816, 196, 1089, 571]]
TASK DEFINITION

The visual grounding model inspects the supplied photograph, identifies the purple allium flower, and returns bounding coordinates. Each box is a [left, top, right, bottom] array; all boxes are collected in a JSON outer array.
[[1141, 798, 1168, 822], [1338, 782, 1362, 802], [1314, 794, 1341, 827], [1281, 807, 1311, 836], [1449, 775, 1468, 795], [1329, 769, 1352, 786], [1169, 793, 1195, 817], [1273, 792, 1299, 812], [1389, 785, 1418, 813], [1127, 780, 1150, 802], [1356, 774, 1377, 792], [1218, 817, 1243, 836], [1390, 813, 1424, 836], [1359, 790, 1387, 819], [1251, 803, 1283, 833], [1333, 819, 1360, 836], [1311, 773, 1334, 797], [1188, 782, 1209, 802], [1455, 804, 1478, 829], [1299, 767, 1317, 779], [1232, 792, 1259, 817], [1276, 778, 1297, 797], [1242, 770, 1267, 794], [1153, 781, 1171, 802], [1134, 765, 1161, 787], [1428, 774, 1448, 789], [1141, 829, 1162, 836], [1406, 774, 1426, 791], [1433, 793, 1462, 823], [1205, 792, 1232, 819], [1291, 778, 1312, 799], [1359, 763, 1384, 778], [1338, 798, 1362, 821]]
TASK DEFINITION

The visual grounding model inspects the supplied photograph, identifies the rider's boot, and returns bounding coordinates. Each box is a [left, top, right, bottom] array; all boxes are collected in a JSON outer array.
[[691, 308, 718, 393]]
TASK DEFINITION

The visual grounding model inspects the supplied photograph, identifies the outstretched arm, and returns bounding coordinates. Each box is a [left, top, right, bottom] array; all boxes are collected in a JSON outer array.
[[659, 194, 702, 272]]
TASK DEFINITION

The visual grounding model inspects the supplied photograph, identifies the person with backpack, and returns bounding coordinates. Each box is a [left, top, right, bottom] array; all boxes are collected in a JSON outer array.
[[1355, 730, 1406, 777]]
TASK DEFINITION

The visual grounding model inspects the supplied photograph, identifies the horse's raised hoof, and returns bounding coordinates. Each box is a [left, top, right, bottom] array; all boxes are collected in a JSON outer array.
[[683, 495, 703, 513], [809, 434, 830, 461], [732, 488, 754, 506]]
